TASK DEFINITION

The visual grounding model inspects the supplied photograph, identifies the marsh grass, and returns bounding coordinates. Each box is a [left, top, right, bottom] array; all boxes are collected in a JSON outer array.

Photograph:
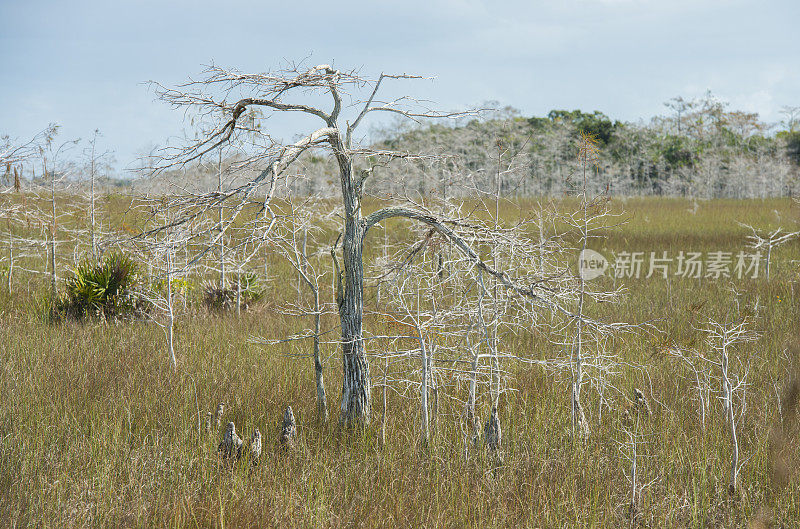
[[0, 197, 798, 527]]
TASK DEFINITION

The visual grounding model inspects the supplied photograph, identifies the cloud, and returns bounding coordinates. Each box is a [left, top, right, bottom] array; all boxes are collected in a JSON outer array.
[[2, 0, 798, 169]]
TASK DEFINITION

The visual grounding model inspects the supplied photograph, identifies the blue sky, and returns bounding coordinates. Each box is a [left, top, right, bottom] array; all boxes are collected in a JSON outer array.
[[1, 0, 798, 172]]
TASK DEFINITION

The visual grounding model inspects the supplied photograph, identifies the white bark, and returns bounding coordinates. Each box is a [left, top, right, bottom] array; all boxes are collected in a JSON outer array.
[[419, 331, 429, 447], [312, 286, 327, 421], [6, 230, 12, 296], [89, 132, 97, 261], [47, 156, 57, 298], [217, 148, 225, 289], [166, 251, 177, 369]]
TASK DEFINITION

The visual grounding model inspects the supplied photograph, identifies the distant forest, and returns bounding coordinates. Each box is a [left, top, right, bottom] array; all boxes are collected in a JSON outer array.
[[279, 92, 800, 199], [10, 92, 798, 200]]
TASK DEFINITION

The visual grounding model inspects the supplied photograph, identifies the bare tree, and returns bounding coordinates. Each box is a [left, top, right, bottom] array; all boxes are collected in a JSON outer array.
[[740, 223, 799, 280], [35, 131, 80, 299], [616, 419, 657, 522], [559, 132, 632, 440], [148, 61, 628, 427], [0, 125, 59, 168], [1, 126, 74, 299], [135, 201, 208, 369], [382, 252, 448, 448], [702, 319, 757, 494], [0, 130, 53, 294], [670, 317, 757, 494], [663, 96, 696, 136], [82, 129, 114, 262], [265, 197, 337, 421], [780, 105, 800, 133]]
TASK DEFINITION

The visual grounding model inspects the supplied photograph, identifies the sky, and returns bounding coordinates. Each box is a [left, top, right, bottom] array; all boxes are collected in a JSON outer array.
[[1, 0, 798, 173]]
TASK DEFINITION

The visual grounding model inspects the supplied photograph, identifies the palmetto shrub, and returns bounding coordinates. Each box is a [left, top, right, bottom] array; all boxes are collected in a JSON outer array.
[[203, 272, 265, 312], [57, 252, 140, 320]]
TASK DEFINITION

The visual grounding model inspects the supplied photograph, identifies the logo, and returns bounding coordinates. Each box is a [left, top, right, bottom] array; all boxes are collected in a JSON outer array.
[[578, 249, 609, 280]]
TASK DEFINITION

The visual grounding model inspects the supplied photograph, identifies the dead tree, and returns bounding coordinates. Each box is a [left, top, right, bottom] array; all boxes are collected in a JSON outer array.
[[701, 319, 757, 494], [740, 223, 800, 280], [0, 181, 24, 296], [82, 129, 113, 262], [0, 129, 55, 280], [267, 198, 336, 421], [280, 405, 297, 447], [670, 317, 757, 494], [148, 62, 624, 427], [214, 402, 225, 430], [617, 420, 657, 522], [0, 126, 58, 168], [47, 141, 77, 298], [218, 421, 243, 465], [21, 129, 79, 299], [134, 201, 209, 369], [382, 253, 452, 448], [667, 347, 712, 429], [249, 428, 262, 466]]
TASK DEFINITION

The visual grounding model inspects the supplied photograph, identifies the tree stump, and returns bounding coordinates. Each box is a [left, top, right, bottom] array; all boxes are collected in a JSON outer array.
[[634, 388, 651, 417], [483, 406, 502, 464], [573, 396, 590, 441], [280, 406, 297, 448], [214, 402, 225, 430], [250, 428, 262, 466], [218, 421, 242, 466]]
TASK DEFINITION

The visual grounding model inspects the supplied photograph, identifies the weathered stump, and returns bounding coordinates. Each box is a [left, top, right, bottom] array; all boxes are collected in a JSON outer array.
[[280, 406, 297, 448], [250, 428, 262, 466], [214, 402, 225, 430], [483, 406, 502, 464], [634, 388, 651, 417], [573, 397, 590, 441], [218, 421, 243, 466]]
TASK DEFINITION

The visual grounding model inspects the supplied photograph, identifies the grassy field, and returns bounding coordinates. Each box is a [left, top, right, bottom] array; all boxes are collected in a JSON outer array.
[[0, 197, 799, 527]]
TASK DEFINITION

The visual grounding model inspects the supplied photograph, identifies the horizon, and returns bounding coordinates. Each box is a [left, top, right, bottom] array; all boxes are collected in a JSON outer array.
[[1, 0, 798, 174]]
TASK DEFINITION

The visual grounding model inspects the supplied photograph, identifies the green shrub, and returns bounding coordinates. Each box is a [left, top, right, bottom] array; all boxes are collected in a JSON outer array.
[[236, 271, 265, 304], [203, 272, 265, 312], [57, 252, 140, 320]]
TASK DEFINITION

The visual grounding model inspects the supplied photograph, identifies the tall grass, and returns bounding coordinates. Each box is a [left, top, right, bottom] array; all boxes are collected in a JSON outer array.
[[0, 197, 798, 527]]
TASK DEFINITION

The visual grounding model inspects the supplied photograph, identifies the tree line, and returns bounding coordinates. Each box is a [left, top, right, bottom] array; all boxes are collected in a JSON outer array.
[[286, 92, 799, 200]]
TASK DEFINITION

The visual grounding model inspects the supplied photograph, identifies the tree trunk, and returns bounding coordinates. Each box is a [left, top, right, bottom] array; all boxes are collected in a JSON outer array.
[[339, 222, 371, 425], [419, 335, 430, 447], [335, 143, 371, 426], [431, 364, 439, 440], [766, 244, 772, 281], [167, 253, 177, 369], [572, 145, 592, 440], [722, 344, 731, 420], [466, 343, 479, 443], [90, 145, 97, 262], [47, 158, 57, 299], [728, 385, 739, 494], [235, 270, 241, 317], [6, 230, 13, 296], [218, 149, 226, 289], [313, 287, 328, 421]]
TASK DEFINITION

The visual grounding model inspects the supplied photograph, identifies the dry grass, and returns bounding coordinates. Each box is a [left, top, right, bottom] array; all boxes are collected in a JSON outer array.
[[0, 197, 798, 527]]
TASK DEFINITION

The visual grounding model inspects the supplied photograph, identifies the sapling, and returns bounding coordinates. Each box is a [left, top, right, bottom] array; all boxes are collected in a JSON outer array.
[[134, 203, 207, 369], [740, 224, 799, 280], [701, 319, 758, 494], [265, 198, 336, 421], [671, 317, 757, 493]]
